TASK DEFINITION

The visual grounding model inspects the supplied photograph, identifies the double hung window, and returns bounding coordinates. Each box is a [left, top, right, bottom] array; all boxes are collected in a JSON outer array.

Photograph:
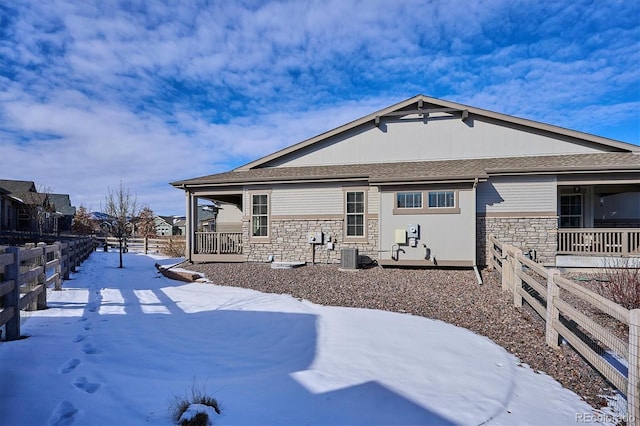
[[346, 191, 365, 237], [559, 194, 582, 228], [251, 194, 269, 237]]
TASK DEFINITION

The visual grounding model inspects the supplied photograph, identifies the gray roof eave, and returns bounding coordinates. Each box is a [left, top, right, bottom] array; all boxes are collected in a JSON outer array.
[[486, 164, 640, 176]]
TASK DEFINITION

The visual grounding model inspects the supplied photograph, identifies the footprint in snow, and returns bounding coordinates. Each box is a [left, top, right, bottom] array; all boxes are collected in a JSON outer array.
[[72, 334, 87, 343], [47, 401, 78, 426], [82, 343, 100, 355], [73, 377, 101, 394], [59, 359, 81, 374]]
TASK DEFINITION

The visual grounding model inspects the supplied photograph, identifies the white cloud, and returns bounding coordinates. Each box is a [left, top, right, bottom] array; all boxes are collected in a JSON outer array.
[[0, 0, 638, 214]]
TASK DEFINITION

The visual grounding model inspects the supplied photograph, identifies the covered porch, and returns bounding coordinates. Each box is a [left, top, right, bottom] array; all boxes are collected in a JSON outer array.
[[556, 181, 639, 267], [184, 190, 245, 262]]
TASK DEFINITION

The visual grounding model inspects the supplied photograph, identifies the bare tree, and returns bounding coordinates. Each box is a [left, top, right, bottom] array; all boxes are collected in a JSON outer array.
[[36, 184, 56, 235], [103, 182, 138, 268]]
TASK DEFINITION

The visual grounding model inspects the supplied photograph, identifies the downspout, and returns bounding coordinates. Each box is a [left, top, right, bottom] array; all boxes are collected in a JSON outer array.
[[472, 178, 483, 285]]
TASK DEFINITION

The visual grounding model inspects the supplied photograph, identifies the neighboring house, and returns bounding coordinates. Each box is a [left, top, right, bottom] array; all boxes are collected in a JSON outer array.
[[173, 218, 186, 236], [155, 214, 203, 236], [171, 95, 640, 268], [214, 201, 243, 232], [154, 216, 174, 236], [48, 193, 76, 233], [0, 179, 56, 233], [0, 186, 14, 231], [196, 205, 218, 232]]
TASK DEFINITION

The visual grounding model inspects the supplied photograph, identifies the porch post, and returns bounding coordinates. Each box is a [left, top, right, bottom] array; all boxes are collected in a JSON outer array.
[[185, 191, 194, 262]]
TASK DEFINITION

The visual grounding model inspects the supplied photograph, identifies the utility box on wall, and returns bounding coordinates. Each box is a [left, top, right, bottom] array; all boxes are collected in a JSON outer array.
[[308, 232, 324, 244], [407, 224, 420, 239]]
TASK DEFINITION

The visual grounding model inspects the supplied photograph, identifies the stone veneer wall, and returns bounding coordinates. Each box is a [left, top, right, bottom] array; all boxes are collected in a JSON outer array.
[[243, 218, 379, 264], [477, 216, 558, 266]]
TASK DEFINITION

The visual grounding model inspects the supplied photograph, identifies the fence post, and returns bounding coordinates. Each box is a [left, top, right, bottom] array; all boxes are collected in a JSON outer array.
[[629, 309, 640, 425], [70, 241, 77, 272], [36, 242, 47, 310], [62, 242, 70, 280], [487, 235, 494, 272], [4, 247, 21, 341], [83, 238, 89, 261], [546, 269, 561, 348], [512, 252, 523, 308], [24, 243, 37, 311], [54, 242, 62, 290], [144, 236, 148, 255], [501, 244, 511, 292]]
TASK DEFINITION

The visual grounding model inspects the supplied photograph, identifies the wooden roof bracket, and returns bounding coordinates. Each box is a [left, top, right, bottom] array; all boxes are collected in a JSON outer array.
[[375, 105, 469, 128]]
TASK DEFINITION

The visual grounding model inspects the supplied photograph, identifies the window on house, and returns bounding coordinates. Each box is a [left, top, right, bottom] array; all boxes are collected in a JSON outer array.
[[346, 191, 365, 237], [397, 192, 422, 209], [428, 191, 455, 208], [251, 194, 269, 237], [559, 194, 582, 228]]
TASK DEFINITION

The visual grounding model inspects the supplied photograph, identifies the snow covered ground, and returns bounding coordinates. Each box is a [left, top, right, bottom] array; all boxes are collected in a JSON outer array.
[[0, 250, 610, 425]]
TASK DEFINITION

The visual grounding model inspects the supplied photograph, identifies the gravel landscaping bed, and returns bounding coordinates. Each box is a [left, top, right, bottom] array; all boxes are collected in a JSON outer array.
[[186, 262, 616, 410]]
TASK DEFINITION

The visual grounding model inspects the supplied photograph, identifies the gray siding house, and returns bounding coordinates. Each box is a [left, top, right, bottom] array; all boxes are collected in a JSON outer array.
[[0, 179, 54, 233], [49, 193, 76, 233], [171, 95, 640, 268]]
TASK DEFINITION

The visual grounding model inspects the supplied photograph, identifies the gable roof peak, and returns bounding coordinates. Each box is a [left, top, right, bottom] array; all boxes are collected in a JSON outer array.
[[235, 95, 637, 171]]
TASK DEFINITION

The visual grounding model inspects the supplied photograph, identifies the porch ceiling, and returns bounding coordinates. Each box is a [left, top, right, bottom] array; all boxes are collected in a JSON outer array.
[[197, 193, 242, 206], [558, 183, 640, 195]]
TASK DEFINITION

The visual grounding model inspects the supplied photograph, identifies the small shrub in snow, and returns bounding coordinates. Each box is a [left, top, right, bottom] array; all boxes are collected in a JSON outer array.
[[595, 258, 640, 309], [162, 238, 186, 258], [170, 383, 220, 426]]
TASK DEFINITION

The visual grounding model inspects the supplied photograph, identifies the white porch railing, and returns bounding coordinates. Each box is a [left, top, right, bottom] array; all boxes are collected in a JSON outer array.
[[195, 232, 243, 254], [558, 228, 640, 256]]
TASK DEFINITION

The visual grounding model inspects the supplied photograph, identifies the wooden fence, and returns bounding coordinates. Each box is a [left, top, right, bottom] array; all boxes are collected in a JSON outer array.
[[0, 237, 96, 341], [489, 234, 639, 423], [96, 236, 186, 255]]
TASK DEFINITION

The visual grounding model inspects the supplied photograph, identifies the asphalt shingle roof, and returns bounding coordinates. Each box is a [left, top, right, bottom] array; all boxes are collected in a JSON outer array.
[[0, 179, 37, 195], [49, 194, 76, 216], [0, 179, 48, 205], [171, 152, 640, 188]]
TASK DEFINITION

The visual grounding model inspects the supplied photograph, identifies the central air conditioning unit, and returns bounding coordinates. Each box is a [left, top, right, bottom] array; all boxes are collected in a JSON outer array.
[[341, 248, 359, 269]]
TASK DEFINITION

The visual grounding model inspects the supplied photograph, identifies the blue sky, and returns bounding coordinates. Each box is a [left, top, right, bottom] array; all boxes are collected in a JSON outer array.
[[1, 0, 638, 215]]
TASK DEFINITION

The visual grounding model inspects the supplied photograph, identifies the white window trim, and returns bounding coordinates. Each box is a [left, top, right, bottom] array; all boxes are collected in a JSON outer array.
[[393, 190, 460, 215], [249, 191, 271, 242], [396, 191, 423, 209], [559, 193, 583, 228], [344, 188, 368, 242]]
